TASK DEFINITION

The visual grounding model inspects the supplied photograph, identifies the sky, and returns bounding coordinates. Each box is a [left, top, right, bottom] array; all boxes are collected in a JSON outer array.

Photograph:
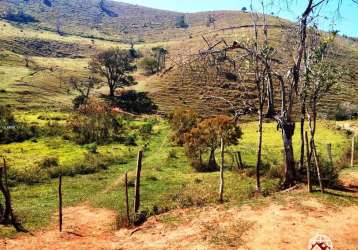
[[116, 0, 358, 37]]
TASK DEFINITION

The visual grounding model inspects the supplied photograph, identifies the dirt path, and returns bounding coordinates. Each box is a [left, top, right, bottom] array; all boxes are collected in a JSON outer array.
[[1, 194, 358, 250]]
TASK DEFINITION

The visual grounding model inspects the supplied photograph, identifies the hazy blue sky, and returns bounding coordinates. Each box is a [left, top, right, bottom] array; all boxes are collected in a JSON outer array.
[[116, 0, 358, 37]]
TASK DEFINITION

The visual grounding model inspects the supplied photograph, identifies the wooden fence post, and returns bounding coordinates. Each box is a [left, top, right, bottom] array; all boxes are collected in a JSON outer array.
[[326, 143, 333, 166], [305, 131, 312, 192], [237, 151, 244, 169], [124, 172, 130, 225], [58, 175, 63, 232], [352, 136, 355, 167], [312, 142, 324, 193], [219, 137, 224, 203], [134, 150, 143, 213]]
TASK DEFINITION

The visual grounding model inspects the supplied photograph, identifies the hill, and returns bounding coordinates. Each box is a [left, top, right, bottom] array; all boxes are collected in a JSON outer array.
[[0, 0, 261, 43], [0, 0, 357, 118]]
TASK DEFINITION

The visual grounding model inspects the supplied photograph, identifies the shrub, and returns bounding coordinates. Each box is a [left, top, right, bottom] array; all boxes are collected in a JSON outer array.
[[2, 11, 38, 23], [124, 134, 137, 146], [111, 90, 158, 114], [0, 105, 35, 144], [84, 143, 98, 153], [41, 121, 65, 137], [67, 98, 123, 144], [183, 115, 242, 172], [335, 102, 358, 120], [311, 160, 340, 188], [38, 156, 59, 169], [139, 122, 153, 139], [168, 107, 198, 146], [72, 95, 87, 109], [141, 57, 158, 74], [176, 15, 189, 28]]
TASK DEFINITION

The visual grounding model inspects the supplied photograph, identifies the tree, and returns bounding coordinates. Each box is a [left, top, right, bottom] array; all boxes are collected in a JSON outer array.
[[176, 15, 189, 28], [68, 98, 122, 144], [168, 108, 198, 145], [152, 47, 168, 72], [69, 76, 100, 109], [141, 57, 158, 74], [305, 30, 340, 192], [89, 48, 136, 97], [185, 115, 242, 171], [184, 127, 207, 167], [23, 55, 31, 68], [241, 7, 247, 12], [207, 14, 216, 28]]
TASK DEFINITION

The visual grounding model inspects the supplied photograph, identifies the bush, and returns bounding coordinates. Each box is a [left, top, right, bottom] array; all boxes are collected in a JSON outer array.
[[312, 160, 340, 188], [0, 105, 35, 144], [139, 122, 153, 139], [111, 90, 158, 114], [335, 102, 358, 120], [141, 57, 158, 74], [84, 143, 98, 153], [38, 156, 59, 169], [41, 121, 65, 137], [168, 108, 198, 146], [2, 11, 38, 23], [124, 134, 137, 146], [67, 98, 123, 144], [72, 95, 88, 109], [176, 15, 189, 28]]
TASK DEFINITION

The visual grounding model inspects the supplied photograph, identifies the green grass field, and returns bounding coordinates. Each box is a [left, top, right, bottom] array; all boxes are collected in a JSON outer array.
[[0, 113, 352, 237]]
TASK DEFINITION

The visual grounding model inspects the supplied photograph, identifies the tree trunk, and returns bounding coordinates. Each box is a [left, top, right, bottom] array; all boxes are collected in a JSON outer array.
[[58, 175, 63, 232], [281, 122, 296, 188], [109, 87, 115, 97], [134, 150, 143, 213], [219, 137, 224, 203], [266, 74, 275, 118], [208, 148, 218, 171], [312, 140, 324, 193], [199, 150, 203, 166], [299, 102, 306, 171], [0, 158, 26, 232], [256, 110, 263, 191], [305, 131, 312, 192], [124, 172, 130, 226]]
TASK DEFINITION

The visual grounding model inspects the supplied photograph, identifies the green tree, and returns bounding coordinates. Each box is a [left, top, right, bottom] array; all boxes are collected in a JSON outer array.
[[184, 115, 242, 171], [89, 48, 136, 97], [141, 57, 158, 74]]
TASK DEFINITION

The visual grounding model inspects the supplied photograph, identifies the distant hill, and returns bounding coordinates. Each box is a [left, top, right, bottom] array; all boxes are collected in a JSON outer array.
[[0, 0, 279, 43], [0, 0, 356, 117]]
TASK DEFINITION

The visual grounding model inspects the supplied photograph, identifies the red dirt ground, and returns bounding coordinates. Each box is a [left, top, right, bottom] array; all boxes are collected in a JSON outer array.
[[1, 193, 357, 250]]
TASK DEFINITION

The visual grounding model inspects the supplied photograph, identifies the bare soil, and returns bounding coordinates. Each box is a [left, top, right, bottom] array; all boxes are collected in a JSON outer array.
[[1, 192, 357, 250]]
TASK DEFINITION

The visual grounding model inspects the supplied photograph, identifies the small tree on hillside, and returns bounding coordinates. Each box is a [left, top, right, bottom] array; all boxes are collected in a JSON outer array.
[[207, 14, 216, 28], [176, 15, 189, 28], [141, 57, 158, 74], [69, 76, 100, 109], [89, 48, 136, 97]]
